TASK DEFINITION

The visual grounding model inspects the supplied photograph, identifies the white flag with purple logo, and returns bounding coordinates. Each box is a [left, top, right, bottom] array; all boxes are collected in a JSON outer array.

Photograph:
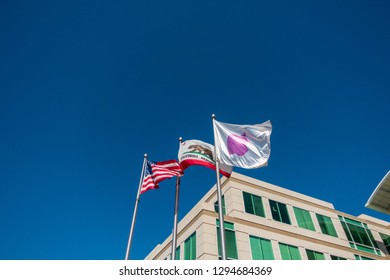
[[214, 120, 272, 169]]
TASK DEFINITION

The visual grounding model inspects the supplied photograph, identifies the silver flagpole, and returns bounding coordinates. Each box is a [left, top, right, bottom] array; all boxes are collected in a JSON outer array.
[[212, 114, 227, 260], [125, 153, 148, 260], [171, 137, 182, 260]]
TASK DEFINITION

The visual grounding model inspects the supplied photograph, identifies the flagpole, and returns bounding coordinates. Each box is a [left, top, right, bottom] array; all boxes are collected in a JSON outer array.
[[171, 137, 182, 260], [125, 153, 148, 260], [212, 114, 227, 260]]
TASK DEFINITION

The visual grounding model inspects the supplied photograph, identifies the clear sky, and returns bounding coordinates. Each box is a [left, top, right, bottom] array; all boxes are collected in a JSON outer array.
[[0, 1, 389, 260]]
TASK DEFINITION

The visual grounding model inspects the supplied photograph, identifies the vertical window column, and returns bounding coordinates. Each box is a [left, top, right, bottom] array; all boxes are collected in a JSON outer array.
[[306, 249, 325, 260], [293, 207, 315, 231], [330, 255, 346, 260], [269, 200, 291, 224], [249, 236, 274, 260], [216, 220, 238, 260], [184, 232, 196, 260], [279, 243, 301, 260], [242, 192, 265, 217], [175, 246, 180, 260], [316, 214, 338, 237]]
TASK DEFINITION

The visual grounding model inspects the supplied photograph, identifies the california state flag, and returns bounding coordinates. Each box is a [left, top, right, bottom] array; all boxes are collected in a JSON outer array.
[[178, 139, 232, 177], [214, 120, 272, 169]]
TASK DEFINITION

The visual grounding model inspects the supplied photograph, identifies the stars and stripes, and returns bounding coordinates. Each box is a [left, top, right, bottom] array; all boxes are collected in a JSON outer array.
[[141, 160, 183, 194]]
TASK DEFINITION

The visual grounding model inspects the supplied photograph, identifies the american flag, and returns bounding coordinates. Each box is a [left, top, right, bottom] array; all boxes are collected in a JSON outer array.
[[141, 160, 183, 194]]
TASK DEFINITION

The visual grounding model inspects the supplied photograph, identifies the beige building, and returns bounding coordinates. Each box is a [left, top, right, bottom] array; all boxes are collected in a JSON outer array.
[[146, 172, 390, 260]]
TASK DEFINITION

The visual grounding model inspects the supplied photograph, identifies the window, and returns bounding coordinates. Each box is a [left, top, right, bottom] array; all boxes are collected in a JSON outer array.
[[379, 232, 390, 254], [214, 196, 226, 216], [165, 247, 180, 260], [184, 232, 196, 260], [175, 246, 180, 260], [330, 255, 346, 260], [354, 254, 374, 260], [293, 207, 315, 231], [306, 249, 325, 260], [279, 243, 301, 260], [216, 220, 238, 259], [316, 214, 338, 237], [243, 192, 265, 217], [249, 236, 274, 260], [269, 200, 291, 224], [339, 216, 380, 256]]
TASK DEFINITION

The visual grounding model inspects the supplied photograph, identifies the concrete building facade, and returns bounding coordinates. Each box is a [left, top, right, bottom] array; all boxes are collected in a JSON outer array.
[[145, 173, 390, 260]]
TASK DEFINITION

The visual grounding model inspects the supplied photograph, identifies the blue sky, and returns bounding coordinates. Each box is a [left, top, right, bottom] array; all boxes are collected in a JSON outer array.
[[0, 0, 389, 260]]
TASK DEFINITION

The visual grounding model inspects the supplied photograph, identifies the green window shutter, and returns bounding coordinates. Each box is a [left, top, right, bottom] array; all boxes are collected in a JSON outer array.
[[250, 236, 262, 260], [355, 244, 376, 254], [306, 249, 325, 260], [269, 200, 291, 224], [225, 230, 238, 259], [184, 232, 196, 260], [349, 224, 362, 243], [249, 236, 274, 260], [261, 238, 274, 260], [315, 252, 325, 260], [341, 221, 353, 241], [243, 192, 254, 214], [355, 254, 374, 260], [269, 200, 280, 221], [184, 240, 190, 260], [366, 229, 379, 249], [243, 192, 265, 217], [356, 226, 371, 246], [316, 214, 338, 237], [293, 207, 315, 231], [279, 243, 301, 260], [330, 255, 346, 260], [289, 246, 301, 260], [175, 246, 180, 260], [306, 249, 315, 260], [279, 203, 290, 224], [252, 195, 265, 217], [302, 209, 315, 231], [190, 233, 196, 260], [216, 221, 238, 259], [279, 243, 291, 260], [344, 217, 363, 226], [294, 207, 304, 227]]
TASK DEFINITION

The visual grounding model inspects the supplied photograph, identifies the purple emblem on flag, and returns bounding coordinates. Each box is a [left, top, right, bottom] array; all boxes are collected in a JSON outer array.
[[227, 133, 250, 156]]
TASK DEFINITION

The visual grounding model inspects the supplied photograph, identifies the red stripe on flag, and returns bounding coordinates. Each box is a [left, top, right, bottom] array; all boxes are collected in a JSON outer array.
[[140, 159, 183, 194], [141, 175, 158, 193], [180, 158, 231, 178], [155, 160, 183, 174]]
